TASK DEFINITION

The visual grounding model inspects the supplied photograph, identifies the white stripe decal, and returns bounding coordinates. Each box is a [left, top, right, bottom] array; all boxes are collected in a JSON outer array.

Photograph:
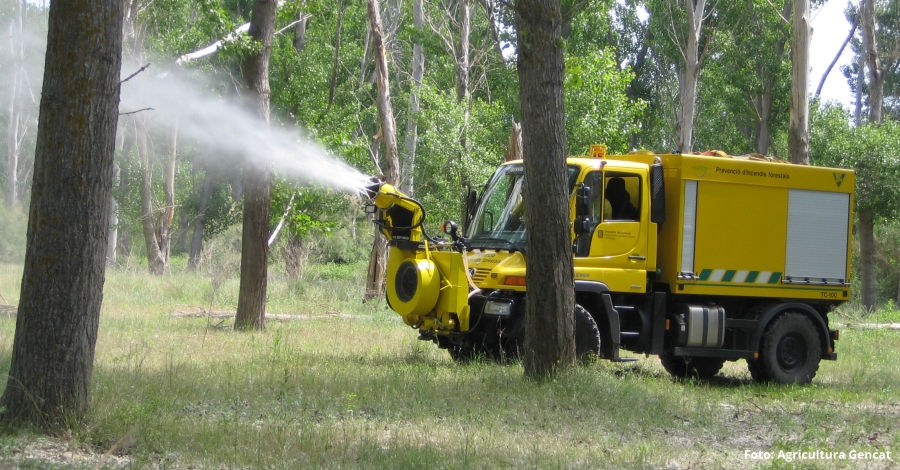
[[756, 271, 772, 284], [710, 269, 726, 282], [734, 270, 749, 283]]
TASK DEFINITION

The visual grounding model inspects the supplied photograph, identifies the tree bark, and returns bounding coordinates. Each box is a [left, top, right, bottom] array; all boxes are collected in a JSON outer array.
[[507, 121, 523, 162], [160, 122, 178, 263], [5, 2, 25, 208], [136, 117, 167, 275], [364, 0, 401, 301], [188, 169, 215, 271], [788, 0, 810, 164], [751, 0, 791, 156], [674, 0, 706, 154], [860, 0, 882, 124], [516, 0, 575, 378], [859, 207, 876, 311], [456, 0, 471, 105], [235, 0, 277, 331], [326, 0, 345, 111], [0, 0, 123, 428], [400, 0, 425, 196], [107, 161, 120, 263]]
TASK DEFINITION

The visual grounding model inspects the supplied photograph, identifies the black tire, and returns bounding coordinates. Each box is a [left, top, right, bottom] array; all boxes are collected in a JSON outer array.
[[447, 341, 500, 363], [758, 313, 822, 384], [448, 345, 477, 362], [574, 304, 601, 361], [746, 358, 769, 382], [660, 352, 726, 379]]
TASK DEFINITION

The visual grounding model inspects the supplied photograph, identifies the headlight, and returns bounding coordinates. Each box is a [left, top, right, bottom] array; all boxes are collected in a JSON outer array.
[[483, 300, 512, 317]]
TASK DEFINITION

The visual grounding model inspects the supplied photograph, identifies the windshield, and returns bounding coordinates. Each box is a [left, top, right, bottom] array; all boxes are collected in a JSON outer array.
[[466, 164, 580, 252]]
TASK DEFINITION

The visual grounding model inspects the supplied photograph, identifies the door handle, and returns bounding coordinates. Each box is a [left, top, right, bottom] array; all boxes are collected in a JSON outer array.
[[628, 255, 646, 261]]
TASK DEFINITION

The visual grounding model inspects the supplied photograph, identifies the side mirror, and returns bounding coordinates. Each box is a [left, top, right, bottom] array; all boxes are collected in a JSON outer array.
[[464, 189, 477, 231], [575, 184, 591, 217], [573, 184, 592, 236]]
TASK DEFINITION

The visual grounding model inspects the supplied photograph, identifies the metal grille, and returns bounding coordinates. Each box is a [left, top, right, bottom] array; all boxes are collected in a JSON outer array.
[[471, 268, 491, 283]]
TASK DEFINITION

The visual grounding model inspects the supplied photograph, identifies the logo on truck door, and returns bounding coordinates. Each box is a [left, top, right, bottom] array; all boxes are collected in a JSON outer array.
[[833, 173, 845, 188]]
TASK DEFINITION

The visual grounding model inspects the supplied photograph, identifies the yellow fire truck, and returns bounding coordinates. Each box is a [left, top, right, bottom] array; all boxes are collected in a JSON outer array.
[[363, 146, 854, 384]]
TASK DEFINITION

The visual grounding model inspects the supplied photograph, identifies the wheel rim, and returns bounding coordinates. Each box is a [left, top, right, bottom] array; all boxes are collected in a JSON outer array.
[[776, 333, 807, 372]]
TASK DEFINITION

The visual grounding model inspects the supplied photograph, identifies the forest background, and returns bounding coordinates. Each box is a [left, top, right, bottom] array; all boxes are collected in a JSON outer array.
[[1, 0, 899, 308]]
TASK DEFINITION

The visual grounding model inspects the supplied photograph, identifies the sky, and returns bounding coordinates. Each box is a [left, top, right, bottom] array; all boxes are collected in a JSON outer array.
[[810, 0, 858, 109]]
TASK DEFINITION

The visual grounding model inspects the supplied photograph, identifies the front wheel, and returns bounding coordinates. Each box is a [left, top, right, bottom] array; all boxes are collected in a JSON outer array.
[[757, 313, 822, 384], [574, 304, 601, 361]]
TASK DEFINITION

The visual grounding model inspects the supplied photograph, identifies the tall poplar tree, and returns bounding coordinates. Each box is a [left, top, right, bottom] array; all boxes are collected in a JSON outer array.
[[516, 0, 575, 378], [0, 0, 124, 428], [235, 0, 277, 330]]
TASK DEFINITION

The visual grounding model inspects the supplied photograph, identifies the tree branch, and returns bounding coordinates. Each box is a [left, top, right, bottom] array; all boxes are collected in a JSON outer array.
[[176, 23, 251, 64], [268, 192, 296, 247], [562, 0, 592, 23], [120, 63, 150, 84], [119, 107, 154, 116], [815, 18, 858, 99]]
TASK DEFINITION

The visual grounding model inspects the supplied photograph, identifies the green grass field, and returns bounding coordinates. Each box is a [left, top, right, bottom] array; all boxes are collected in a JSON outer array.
[[0, 261, 898, 469]]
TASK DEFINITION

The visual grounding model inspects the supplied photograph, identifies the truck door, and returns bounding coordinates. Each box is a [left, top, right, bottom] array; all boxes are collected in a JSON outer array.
[[575, 170, 649, 293]]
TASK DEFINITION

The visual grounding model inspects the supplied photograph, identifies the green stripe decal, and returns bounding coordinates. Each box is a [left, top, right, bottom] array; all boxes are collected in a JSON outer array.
[[692, 269, 782, 284]]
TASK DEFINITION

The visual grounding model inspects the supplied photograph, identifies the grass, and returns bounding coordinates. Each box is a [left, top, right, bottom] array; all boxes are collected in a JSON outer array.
[[0, 262, 898, 468]]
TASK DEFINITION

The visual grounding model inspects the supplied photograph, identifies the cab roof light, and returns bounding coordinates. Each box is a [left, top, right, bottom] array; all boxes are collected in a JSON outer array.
[[590, 144, 608, 159]]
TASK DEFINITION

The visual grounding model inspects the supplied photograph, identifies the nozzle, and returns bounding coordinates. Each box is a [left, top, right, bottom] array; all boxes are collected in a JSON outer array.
[[360, 176, 384, 200]]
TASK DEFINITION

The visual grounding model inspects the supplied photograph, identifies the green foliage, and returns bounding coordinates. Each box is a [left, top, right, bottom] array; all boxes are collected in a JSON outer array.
[[810, 104, 900, 217], [412, 81, 509, 230], [564, 49, 645, 155]]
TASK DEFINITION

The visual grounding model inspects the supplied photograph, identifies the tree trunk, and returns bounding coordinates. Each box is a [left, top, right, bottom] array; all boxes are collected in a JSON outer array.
[[107, 161, 120, 263], [161, 123, 177, 258], [400, 0, 425, 196], [456, 0, 471, 105], [364, 0, 401, 301], [235, 0, 277, 331], [507, 121, 523, 162], [136, 117, 167, 275], [5, 2, 25, 208], [516, 0, 575, 378], [859, 207, 876, 311], [188, 170, 215, 271], [674, 0, 706, 154], [0, 0, 123, 429], [857, 0, 889, 312], [326, 0, 345, 111], [293, 11, 309, 51], [284, 232, 304, 279], [752, 0, 791, 156], [788, 0, 810, 164]]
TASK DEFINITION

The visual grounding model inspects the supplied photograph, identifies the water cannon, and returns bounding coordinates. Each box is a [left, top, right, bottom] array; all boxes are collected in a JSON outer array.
[[361, 176, 473, 335], [361, 179, 426, 247], [359, 176, 384, 200]]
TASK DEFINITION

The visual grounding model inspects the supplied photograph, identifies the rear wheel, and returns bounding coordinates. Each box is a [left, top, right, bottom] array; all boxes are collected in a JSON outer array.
[[660, 353, 726, 379], [757, 313, 821, 384]]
